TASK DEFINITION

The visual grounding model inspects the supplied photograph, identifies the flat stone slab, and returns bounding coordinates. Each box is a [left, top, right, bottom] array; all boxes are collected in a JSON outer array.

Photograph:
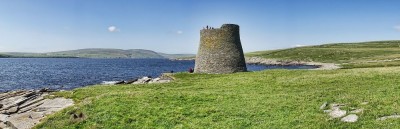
[[329, 109, 347, 118], [350, 109, 363, 114], [0, 89, 74, 129], [341, 114, 358, 122], [7, 112, 43, 129], [377, 115, 400, 121], [33, 98, 74, 115]]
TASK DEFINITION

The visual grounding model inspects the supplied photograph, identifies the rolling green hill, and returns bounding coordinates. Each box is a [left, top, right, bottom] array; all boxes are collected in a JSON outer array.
[[48, 48, 165, 58], [246, 40, 400, 68], [0, 54, 11, 58], [0, 49, 195, 59]]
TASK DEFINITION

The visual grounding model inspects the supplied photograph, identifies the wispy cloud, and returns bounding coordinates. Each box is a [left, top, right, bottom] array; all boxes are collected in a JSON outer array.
[[108, 26, 120, 32], [293, 44, 307, 47], [395, 25, 400, 31], [176, 30, 183, 34]]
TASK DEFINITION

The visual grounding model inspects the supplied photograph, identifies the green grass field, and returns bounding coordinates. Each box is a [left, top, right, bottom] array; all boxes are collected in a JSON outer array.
[[35, 41, 400, 128], [36, 67, 400, 128]]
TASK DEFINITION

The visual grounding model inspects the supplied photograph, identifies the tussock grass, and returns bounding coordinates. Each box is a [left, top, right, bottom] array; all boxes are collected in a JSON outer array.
[[35, 67, 400, 128]]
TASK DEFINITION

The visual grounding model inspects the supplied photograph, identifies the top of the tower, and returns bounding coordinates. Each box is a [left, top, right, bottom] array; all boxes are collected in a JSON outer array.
[[221, 24, 239, 28]]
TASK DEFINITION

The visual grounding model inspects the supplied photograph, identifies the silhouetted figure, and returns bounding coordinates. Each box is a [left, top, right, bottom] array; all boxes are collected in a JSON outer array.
[[188, 68, 194, 73], [206, 25, 209, 29], [171, 70, 174, 73]]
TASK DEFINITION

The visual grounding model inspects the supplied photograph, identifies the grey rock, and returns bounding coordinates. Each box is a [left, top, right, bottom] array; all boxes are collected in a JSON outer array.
[[329, 109, 347, 118], [0, 114, 9, 122], [7, 112, 41, 129], [126, 79, 138, 84], [101, 81, 120, 85], [0, 122, 7, 129], [341, 114, 358, 122], [157, 80, 170, 83], [320, 102, 328, 110], [115, 81, 126, 85], [331, 103, 345, 108], [377, 115, 400, 121], [323, 110, 332, 113], [133, 77, 152, 84], [152, 78, 161, 82], [6, 106, 19, 114], [350, 109, 363, 114]]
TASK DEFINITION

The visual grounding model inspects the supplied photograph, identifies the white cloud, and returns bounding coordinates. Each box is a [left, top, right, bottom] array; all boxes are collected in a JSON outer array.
[[108, 26, 120, 32], [395, 25, 400, 31], [177, 30, 183, 34], [293, 44, 307, 47]]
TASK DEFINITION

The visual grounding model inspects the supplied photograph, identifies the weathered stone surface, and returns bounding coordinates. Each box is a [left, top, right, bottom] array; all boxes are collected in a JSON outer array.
[[125, 79, 138, 84], [320, 102, 328, 110], [377, 115, 400, 121], [5, 106, 18, 114], [0, 114, 9, 122], [0, 122, 7, 129], [329, 109, 347, 118], [133, 77, 152, 84], [7, 112, 42, 129], [115, 81, 126, 85], [0, 90, 74, 129], [341, 114, 358, 122], [157, 80, 170, 83], [350, 109, 363, 114], [101, 81, 120, 85], [35, 98, 74, 115], [194, 24, 247, 74]]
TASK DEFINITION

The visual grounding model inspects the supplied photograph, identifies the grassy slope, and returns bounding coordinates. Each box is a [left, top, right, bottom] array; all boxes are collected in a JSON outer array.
[[0, 54, 10, 58], [246, 40, 400, 68], [36, 67, 400, 128]]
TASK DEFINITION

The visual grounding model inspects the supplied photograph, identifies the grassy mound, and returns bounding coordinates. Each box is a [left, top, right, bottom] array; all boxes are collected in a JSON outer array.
[[246, 40, 400, 68], [36, 67, 400, 128]]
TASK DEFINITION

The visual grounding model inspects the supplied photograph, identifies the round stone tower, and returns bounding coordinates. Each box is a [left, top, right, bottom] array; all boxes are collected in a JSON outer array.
[[194, 24, 247, 74]]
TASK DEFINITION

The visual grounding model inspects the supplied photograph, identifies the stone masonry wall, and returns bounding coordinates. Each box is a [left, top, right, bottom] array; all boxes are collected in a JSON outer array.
[[194, 24, 247, 73]]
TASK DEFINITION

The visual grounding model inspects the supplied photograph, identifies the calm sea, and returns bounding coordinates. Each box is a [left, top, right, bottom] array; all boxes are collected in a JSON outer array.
[[0, 58, 314, 92]]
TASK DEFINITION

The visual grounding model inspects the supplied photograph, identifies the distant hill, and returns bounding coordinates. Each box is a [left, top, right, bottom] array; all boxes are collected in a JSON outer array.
[[157, 53, 196, 59], [0, 54, 11, 58], [0, 48, 195, 59]]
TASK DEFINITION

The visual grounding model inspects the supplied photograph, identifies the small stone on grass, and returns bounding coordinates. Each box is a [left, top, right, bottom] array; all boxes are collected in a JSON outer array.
[[320, 102, 328, 110], [341, 114, 358, 122], [329, 109, 347, 118]]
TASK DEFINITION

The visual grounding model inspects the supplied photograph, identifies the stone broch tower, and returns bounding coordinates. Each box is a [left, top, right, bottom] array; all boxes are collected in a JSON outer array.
[[194, 24, 247, 74]]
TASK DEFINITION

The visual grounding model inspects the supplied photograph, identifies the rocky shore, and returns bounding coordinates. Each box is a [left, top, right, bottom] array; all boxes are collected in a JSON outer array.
[[100, 73, 174, 85], [0, 89, 74, 129], [245, 57, 341, 70], [0, 73, 174, 129]]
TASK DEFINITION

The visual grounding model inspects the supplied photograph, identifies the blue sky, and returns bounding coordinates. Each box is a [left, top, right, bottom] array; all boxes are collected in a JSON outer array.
[[1, 0, 400, 53]]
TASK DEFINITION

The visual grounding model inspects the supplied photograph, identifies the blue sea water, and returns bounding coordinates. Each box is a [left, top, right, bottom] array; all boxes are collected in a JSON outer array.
[[0, 58, 315, 92]]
